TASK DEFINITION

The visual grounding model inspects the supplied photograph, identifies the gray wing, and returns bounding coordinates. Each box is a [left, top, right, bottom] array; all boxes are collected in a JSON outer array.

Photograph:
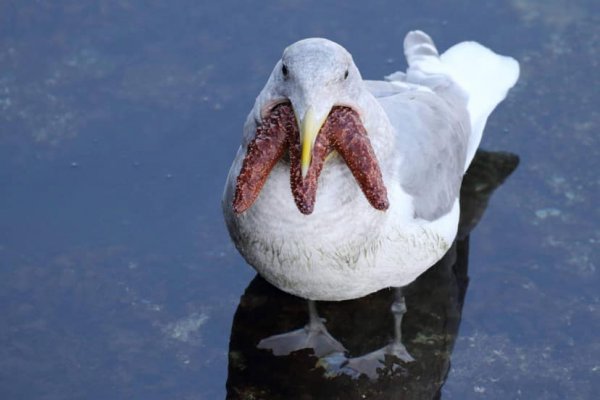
[[371, 30, 471, 221], [364, 78, 428, 100], [377, 87, 470, 221], [364, 80, 407, 98]]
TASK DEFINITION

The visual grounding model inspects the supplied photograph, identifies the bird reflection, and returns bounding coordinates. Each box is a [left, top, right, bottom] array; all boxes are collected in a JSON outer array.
[[226, 150, 518, 399]]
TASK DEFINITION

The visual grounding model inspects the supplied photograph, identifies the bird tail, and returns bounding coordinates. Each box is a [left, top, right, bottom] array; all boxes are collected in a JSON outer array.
[[403, 30, 520, 170]]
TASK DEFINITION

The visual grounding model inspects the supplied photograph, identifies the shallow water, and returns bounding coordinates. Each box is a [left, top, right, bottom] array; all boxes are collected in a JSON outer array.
[[0, 1, 598, 399]]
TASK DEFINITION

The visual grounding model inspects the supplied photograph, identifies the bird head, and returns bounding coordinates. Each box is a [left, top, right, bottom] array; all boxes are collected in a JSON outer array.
[[233, 38, 389, 215]]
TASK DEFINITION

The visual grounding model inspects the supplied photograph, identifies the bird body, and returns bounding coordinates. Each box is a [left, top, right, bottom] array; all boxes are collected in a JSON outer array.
[[223, 31, 519, 301]]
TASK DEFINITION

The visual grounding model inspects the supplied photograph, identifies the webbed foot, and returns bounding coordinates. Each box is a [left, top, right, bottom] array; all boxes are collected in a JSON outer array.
[[257, 300, 346, 357]]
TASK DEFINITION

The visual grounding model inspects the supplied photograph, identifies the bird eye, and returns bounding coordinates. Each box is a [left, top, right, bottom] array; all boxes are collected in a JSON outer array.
[[344, 69, 349, 80], [282, 64, 288, 77]]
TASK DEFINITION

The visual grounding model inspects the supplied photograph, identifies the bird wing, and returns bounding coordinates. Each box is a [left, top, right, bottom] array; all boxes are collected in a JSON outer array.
[[377, 88, 470, 221], [366, 32, 472, 221], [368, 30, 518, 221], [401, 30, 519, 169]]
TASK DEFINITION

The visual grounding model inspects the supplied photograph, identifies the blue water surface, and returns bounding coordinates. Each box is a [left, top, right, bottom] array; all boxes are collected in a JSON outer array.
[[0, 1, 598, 399]]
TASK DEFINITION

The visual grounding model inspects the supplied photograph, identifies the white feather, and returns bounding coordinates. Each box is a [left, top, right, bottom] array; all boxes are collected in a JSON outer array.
[[440, 42, 520, 169]]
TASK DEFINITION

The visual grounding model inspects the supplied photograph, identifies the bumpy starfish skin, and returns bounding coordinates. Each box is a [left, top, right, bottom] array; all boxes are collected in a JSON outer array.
[[232, 105, 293, 214], [323, 108, 389, 212], [233, 102, 389, 215]]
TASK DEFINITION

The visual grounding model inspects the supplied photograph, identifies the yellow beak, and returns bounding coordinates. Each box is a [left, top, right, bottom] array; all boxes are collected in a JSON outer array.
[[300, 106, 329, 178]]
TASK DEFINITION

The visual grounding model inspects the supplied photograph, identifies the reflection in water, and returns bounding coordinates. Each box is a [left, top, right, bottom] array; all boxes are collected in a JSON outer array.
[[226, 150, 518, 399]]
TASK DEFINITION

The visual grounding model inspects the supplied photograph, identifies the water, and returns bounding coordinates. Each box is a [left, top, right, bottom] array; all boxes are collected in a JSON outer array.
[[0, 1, 598, 399]]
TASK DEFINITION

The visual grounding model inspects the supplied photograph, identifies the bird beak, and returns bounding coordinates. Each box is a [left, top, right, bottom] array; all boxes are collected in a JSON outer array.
[[299, 105, 330, 178]]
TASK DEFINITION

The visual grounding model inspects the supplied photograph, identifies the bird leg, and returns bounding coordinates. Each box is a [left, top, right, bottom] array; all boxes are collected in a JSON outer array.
[[257, 300, 347, 358], [388, 288, 415, 362]]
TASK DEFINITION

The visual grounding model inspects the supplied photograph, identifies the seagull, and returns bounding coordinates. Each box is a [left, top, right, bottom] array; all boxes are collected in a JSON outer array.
[[223, 30, 519, 367]]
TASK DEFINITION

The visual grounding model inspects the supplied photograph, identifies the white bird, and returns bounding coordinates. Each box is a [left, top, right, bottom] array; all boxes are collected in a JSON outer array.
[[223, 30, 519, 367]]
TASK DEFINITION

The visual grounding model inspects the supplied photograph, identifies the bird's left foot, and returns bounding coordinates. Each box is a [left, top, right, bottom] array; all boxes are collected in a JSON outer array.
[[318, 342, 414, 379], [319, 287, 414, 379]]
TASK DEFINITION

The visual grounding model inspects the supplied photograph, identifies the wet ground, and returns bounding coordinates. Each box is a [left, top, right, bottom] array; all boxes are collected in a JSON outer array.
[[0, 1, 598, 399]]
